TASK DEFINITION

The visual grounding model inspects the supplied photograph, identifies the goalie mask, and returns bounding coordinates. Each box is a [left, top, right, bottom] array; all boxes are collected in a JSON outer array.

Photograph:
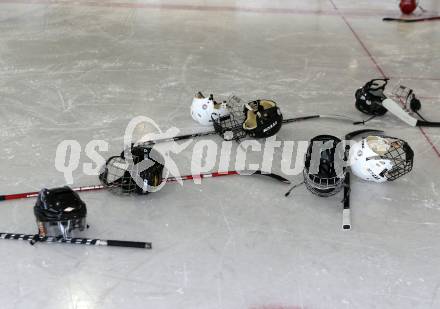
[[34, 186, 87, 238], [242, 100, 283, 138], [303, 135, 346, 197], [355, 79, 389, 116], [191, 92, 229, 126], [99, 145, 165, 194], [349, 136, 414, 183]]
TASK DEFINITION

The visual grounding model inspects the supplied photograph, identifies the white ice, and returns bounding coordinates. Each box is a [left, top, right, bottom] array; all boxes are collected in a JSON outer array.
[[0, 1, 440, 308]]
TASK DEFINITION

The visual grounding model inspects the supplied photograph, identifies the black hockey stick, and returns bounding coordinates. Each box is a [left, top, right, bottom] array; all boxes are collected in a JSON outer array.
[[0, 232, 151, 249], [138, 114, 361, 146], [342, 129, 384, 230], [383, 16, 440, 22], [345, 129, 383, 140], [342, 172, 351, 230]]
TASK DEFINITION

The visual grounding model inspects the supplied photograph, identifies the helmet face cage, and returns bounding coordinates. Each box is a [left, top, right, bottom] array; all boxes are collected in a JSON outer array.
[[377, 137, 414, 181], [355, 79, 389, 116], [212, 95, 247, 141], [37, 218, 87, 239], [303, 135, 346, 197], [349, 136, 414, 182], [99, 146, 165, 195], [390, 85, 420, 113]]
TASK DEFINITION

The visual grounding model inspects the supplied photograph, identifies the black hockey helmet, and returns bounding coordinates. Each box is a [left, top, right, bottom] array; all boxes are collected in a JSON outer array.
[[242, 100, 283, 138], [99, 145, 165, 195], [303, 135, 346, 197], [34, 186, 87, 237], [355, 79, 389, 116]]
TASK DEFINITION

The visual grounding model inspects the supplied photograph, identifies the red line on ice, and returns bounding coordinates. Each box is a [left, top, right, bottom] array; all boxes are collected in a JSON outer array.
[[0, 0, 415, 18], [328, 0, 440, 159]]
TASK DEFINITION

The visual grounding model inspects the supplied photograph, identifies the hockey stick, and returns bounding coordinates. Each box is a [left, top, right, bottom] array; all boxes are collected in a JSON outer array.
[[139, 114, 361, 146], [383, 16, 440, 22], [342, 172, 351, 230], [382, 98, 440, 127], [0, 184, 104, 201], [341, 129, 384, 230], [0, 170, 290, 202], [345, 129, 383, 140], [0, 232, 151, 249], [167, 170, 291, 184]]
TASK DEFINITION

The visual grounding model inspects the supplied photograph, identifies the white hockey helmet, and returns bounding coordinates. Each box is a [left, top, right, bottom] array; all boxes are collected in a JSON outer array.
[[191, 92, 229, 126], [349, 136, 413, 183]]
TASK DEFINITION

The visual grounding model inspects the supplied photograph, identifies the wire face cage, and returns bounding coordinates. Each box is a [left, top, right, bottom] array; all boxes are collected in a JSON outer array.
[[99, 156, 138, 194], [390, 84, 417, 111], [303, 170, 346, 197], [99, 147, 165, 195], [303, 135, 346, 197], [375, 137, 414, 181], [212, 95, 247, 141]]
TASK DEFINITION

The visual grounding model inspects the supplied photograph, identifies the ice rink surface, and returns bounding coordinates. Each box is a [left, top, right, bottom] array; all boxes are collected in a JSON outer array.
[[0, 0, 440, 308]]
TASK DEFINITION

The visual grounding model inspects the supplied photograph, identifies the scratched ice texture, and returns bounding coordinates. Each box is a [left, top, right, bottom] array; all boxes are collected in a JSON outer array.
[[0, 1, 439, 309]]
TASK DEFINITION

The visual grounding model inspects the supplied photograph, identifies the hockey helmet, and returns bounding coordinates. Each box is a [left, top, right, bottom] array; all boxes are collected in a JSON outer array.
[[242, 100, 283, 138], [355, 79, 389, 116], [349, 136, 414, 182], [99, 145, 165, 194], [191, 92, 230, 126], [303, 135, 346, 197], [34, 186, 87, 238]]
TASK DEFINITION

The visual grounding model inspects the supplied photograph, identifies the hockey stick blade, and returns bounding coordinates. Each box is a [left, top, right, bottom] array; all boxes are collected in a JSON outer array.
[[253, 170, 291, 184], [345, 129, 383, 141], [383, 16, 440, 22], [382, 99, 440, 127], [382, 98, 418, 126]]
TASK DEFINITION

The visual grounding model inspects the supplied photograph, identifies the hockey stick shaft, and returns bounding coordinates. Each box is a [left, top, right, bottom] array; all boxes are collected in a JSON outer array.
[[383, 16, 440, 22], [0, 170, 290, 202], [340, 129, 383, 230], [139, 114, 359, 146], [0, 233, 151, 249], [0, 185, 104, 202], [140, 130, 218, 145], [167, 170, 290, 184], [342, 172, 351, 230]]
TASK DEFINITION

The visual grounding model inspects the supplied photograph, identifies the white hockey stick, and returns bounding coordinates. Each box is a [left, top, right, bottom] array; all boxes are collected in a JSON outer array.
[[382, 98, 418, 126], [383, 98, 440, 127]]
